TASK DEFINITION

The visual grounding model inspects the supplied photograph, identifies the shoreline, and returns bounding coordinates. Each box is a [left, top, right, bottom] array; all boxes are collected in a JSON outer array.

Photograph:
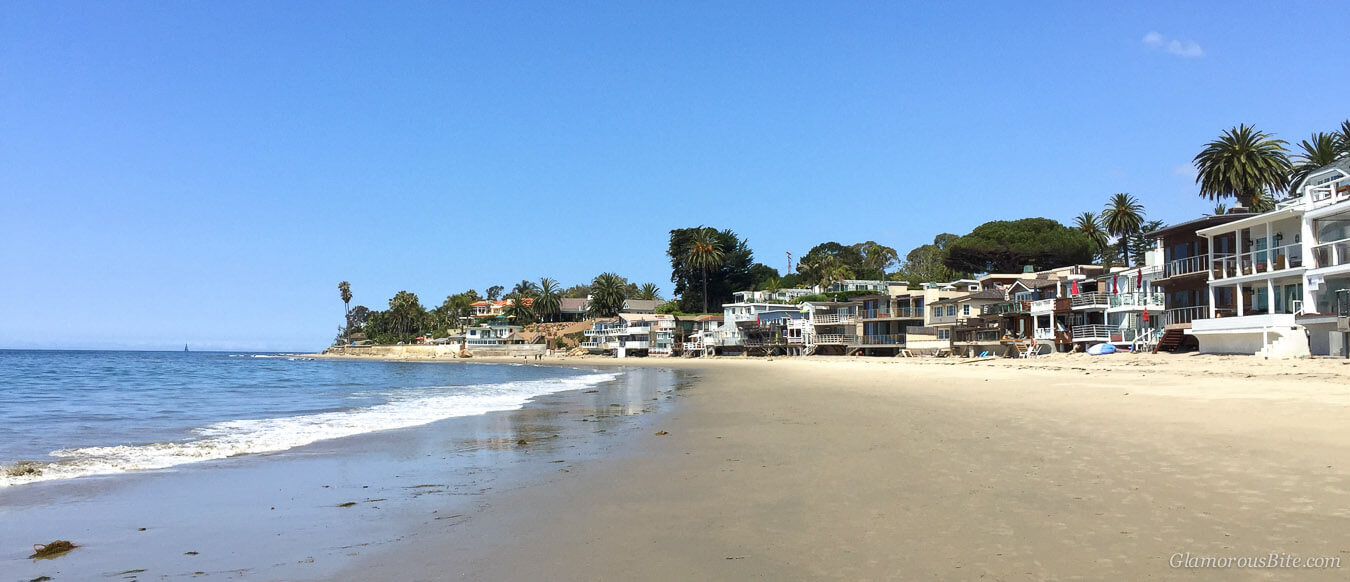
[[333, 354, 1350, 581], [1, 361, 689, 581]]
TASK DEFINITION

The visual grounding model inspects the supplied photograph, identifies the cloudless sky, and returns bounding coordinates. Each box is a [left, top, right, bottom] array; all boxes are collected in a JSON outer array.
[[3, 1, 1347, 351]]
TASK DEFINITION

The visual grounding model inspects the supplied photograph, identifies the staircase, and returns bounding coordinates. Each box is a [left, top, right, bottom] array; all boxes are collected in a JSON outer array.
[[1153, 328, 1185, 353]]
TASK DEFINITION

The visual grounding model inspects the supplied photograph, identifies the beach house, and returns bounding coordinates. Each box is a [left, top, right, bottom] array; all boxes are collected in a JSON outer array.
[[1145, 212, 1249, 352], [1189, 158, 1350, 357], [581, 313, 679, 357], [463, 323, 527, 346]]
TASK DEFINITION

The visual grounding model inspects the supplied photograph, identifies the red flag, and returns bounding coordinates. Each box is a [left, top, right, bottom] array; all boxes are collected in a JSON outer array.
[[1136, 269, 1142, 291], [1071, 279, 1079, 295], [1112, 274, 1119, 294]]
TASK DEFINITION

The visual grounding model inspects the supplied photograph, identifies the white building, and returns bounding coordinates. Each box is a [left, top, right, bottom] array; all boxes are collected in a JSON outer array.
[[1190, 158, 1350, 357], [582, 313, 678, 357]]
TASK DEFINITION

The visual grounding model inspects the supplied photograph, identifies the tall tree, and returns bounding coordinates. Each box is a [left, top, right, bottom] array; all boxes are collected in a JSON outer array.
[[486, 285, 504, 301], [503, 293, 538, 324], [534, 278, 562, 323], [511, 280, 539, 297], [856, 241, 899, 280], [895, 233, 967, 284], [1074, 212, 1111, 264], [386, 290, 427, 341], [588, 272, 628, 317], [686, 227, 726, 314], [1339, 120, 1350, 156], [944, 218, 1094, 274], [667, 227, 757, 313], [635, 283, 662, 301], [1193, 124, 1290, 207], [1130, 220, 1166, 267], [1101, 193, 1145, 267], [1288, 132, 1346, 193], [337, 281, 353, 340]]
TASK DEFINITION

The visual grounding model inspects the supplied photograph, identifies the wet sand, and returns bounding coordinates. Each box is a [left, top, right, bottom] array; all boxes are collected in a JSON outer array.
[[336, 354, 1350, 581], [1, 365, 685, 581]]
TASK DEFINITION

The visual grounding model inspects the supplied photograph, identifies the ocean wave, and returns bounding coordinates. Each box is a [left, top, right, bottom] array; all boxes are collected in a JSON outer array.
[[0, 371, 620, 487]]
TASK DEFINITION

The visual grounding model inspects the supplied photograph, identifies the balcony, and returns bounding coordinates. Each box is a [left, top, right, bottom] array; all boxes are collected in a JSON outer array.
[[813, 313, 857, 325], [1211, 243, 1305, 279], [1163, 255, 1209, 279], [859, 307, 923, 319], [1108, 292, 1166, 310], [1313, 237, 1350, 269], [855, 333, 906, 346], [981, 300, 1029, 316], [812, 333, 848, 345], [1070, 293, 1110, 309]]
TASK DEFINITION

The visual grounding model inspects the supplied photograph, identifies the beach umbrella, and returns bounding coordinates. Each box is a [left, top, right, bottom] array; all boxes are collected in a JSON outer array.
[[1142, 308, 1150, 322], [1136, 269, 1143, 291], [1112, 274, 1119, 294], [1070, 279, 1079, 295]]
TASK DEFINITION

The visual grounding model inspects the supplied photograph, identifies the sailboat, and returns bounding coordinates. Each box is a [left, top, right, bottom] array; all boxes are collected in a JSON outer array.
[[184, 343, 189, 352]]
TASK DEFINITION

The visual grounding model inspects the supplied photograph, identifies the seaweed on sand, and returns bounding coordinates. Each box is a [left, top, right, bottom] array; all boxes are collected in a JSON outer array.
[[29, 540, 78, 559]]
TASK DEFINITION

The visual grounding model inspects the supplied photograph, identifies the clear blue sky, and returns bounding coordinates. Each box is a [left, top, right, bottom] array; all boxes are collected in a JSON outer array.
[[3, 2, 1346, 351]]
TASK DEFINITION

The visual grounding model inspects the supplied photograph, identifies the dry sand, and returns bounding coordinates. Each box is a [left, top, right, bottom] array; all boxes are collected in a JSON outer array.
[[329, 353, 1350, 581]]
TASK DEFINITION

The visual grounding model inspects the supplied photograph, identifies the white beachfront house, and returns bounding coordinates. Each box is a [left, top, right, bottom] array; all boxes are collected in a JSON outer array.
[[582, 313, 679, 357], [681, 315, 723, 355], [463, 323, 526, 346], [732, 288, 815, 304], [1187, 159, 1350, 357], [1067, 263, 1165, 350]]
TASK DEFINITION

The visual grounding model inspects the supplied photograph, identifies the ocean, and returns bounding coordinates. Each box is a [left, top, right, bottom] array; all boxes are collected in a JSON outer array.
[[0, 349, 622, 487]]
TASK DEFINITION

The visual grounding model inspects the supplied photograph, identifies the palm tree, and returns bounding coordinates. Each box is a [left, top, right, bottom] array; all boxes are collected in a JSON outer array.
[[1130, 219, 1166, 267], [588, 272, 627, 317], [635, 283, 661, 301], [821, 264, 856, 290], [534, 278, 562, 323], [1339, 120, 1350, 155], [685, 227, 726, 314], [860, 243, 899, 280], [338, 281, 352, 340], [503, 293, 538, 325], [1102, 193, 1145, 267], [1193, 124, 1290, 208], [511, 280, 539, 297], [1075, 212, 1110, 264], [1288, 132, 1345, 194]]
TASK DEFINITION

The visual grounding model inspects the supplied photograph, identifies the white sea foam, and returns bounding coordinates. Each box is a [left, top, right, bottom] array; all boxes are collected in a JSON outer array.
[[0, 371, 620, 487]]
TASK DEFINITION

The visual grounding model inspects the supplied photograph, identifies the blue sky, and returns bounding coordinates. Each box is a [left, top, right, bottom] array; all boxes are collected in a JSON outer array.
[[2, 1, 1346, 351]]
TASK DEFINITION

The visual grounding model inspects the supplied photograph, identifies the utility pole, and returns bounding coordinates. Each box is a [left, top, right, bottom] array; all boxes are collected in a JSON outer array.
[[786, 251, 793, 274]]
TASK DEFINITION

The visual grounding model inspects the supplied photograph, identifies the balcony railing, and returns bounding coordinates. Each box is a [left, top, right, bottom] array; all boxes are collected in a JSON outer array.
[[1314, 237, 1350, 269], [812, 334, 848, 344], [813, 313, 856, 325], [855, 333, 906, 345], [1164, 255, 1209, 278], [1071, 324, 1112, 340], [1108, 292, 1166, 309], [981, 300, 1029, 315], [858, 307, 923, 319], [1212, 243, 1304, 279], [1070, 293, 1110, 308], [1160, 306, 1209, 326]]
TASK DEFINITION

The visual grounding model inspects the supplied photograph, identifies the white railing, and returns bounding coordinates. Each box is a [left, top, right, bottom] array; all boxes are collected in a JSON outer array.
[[1029, 298, 1057, 313], [1165, 255, 1209, 278], [812, 334, 848, 344], [1213, 243, 1304, 279], [1108, 292, 1166, 309], [1071, 293, 1110, 308], [1072, 324, 1112, 340], [813, 313, 856, 325], [1033, 327, 1056, 340], [1313, 237, 1350, 269]]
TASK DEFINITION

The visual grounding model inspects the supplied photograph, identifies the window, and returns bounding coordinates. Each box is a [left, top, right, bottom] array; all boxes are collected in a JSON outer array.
[[937, 329, 950, 340], [962, 304, 970, 316], [947, 305, 956, 317]]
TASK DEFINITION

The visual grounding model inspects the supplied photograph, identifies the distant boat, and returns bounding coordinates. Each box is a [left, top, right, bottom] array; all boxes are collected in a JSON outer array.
[[184, 343, 189, 352]]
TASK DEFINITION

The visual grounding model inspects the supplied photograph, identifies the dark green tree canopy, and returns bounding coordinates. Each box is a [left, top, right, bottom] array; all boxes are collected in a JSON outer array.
[[943, 218, 1095, 274], [667, 227, 757, 313], [892, 233, 968, 285]]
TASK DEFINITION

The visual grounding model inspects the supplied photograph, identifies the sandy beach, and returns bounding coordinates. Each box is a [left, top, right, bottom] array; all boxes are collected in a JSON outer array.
[[323, 352, 1350, 581]]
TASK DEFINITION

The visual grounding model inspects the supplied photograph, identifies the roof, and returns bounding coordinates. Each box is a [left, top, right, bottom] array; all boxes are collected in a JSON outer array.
[[1146, 213, 1248, 240], [619, 313, 675, 322], [967, 288, 1007, 300], [559, 298, 588, 312], [691, 315, 724, 322], [623, 299, 661, 311], [1296, 157, 1350, 191]]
